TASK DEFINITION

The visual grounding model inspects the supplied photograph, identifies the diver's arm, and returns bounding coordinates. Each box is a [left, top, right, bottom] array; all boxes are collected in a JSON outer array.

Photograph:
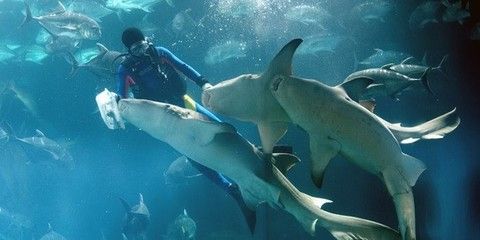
[[156, 47, 209, 87], [116, 64, 132, 99]]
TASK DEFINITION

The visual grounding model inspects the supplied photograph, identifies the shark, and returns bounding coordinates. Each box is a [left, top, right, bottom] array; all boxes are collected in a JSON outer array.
[[117, 98, 401, 239], [266, 39, 434, 240], [201, 40, 459, 154]]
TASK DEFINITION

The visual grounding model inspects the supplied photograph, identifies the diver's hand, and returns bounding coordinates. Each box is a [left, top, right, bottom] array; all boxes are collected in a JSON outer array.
[[202, 83, 213, 91]]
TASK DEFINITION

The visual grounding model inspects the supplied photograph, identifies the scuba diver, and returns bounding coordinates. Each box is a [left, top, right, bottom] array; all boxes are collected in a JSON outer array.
[[116, 27, 257, 233]]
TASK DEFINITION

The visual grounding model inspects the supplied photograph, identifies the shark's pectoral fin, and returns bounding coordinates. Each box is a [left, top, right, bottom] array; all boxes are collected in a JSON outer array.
[[257, 122, 288, 154], [338, 77, 375, 102], [310, 135, 341, 188], [272, 153, 301, 176]]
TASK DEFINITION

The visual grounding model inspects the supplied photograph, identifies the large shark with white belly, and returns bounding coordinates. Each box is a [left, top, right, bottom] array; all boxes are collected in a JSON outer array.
[[270, 73, 424, 240], [118, 98, 401, 239]]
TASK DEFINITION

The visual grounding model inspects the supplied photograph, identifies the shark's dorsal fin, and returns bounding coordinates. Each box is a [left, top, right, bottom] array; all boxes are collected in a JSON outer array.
[[96, 43, 109, 54], [272, 153, 300, 175], [47, 223, 53, 232], [263, 39, 303, 78], [183, 208, 188, 216], [139, 193, 144, 204]]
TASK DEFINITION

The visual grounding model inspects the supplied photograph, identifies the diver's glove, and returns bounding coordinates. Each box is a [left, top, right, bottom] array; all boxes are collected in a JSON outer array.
[[198, 77, 212, 90]]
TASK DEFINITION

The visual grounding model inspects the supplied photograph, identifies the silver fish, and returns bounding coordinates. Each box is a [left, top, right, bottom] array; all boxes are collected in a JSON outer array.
[[20, 1, 101, 40]]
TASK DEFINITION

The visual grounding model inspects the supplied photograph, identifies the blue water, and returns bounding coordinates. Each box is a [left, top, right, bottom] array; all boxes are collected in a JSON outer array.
[[0, 0, 479, 239]]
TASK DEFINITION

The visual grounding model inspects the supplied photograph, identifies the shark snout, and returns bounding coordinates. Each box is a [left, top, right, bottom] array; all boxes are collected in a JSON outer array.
[[118, 99, 129, 114]]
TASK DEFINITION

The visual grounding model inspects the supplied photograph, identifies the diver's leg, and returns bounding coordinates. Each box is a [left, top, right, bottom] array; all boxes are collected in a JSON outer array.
[[188, 158, 232, 190]]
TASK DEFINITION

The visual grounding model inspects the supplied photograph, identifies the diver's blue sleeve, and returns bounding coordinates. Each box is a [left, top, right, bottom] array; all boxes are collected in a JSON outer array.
[[156, 47, 207, 87], [116, 64, 131, 98]]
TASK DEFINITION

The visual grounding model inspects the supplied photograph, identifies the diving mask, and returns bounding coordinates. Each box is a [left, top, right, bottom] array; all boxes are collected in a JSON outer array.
[[129, 40, 150, 56]]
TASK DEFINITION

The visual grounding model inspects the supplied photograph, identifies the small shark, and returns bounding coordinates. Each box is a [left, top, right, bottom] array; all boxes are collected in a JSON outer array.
[[119, 193, 150, 240], [117, 98, 401, 239]]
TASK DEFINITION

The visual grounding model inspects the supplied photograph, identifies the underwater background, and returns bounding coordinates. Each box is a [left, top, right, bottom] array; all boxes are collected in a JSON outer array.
[[0, 0, 479, 239]]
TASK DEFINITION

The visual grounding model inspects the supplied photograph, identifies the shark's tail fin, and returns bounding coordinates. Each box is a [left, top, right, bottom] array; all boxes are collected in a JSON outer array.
[[19, 1, 33, 29], [320, 214, 402, 240], [381, 108, 460, 144], [403, 108, 460, 144]]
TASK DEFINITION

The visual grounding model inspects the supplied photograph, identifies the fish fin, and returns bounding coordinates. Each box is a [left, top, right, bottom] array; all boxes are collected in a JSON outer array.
[[187, 119, 236, 145], [138, 193, 144, 204], [400, 154, 426, 187], [433, 54, 449, 80], [421, 52, 428, 66], [338, 77, 375, 102], [35, 129, 46, 137], [257, 122, 288, 154], [63, 52, 80, 78], [418, 67, 434, 96], [53, 1, 67, 14], [358, 99, 376, 113], [119, 197, 131, 211], [401, 138, 420, 144], [419, 108, 460, 139], [401, 56, 415, 64], [381, 63, 394, 69], [165, 0, 175, 7], [300, 193, 332, 209], [263, 39, 303, 78], [96, 43, 109, 54], [183, 208, 188, 216], [272, 153, 300, 175], [19, 1, 33, 29], [309, 135, 341, 188], [374, 48, 383, 53]]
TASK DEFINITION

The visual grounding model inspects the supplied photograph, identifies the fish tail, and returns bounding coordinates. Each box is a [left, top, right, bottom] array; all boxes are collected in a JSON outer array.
[[419, 67, 435, 97], [63, 52, 80, 78], [19, 1, 33, 29], [433, 54, 449, 80], [317, 210, 401, 240]]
